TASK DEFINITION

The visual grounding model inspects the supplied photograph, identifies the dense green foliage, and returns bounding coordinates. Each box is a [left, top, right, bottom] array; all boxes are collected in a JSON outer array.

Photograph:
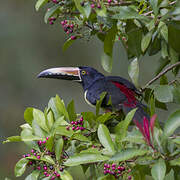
[[4, 0, 180, 179]]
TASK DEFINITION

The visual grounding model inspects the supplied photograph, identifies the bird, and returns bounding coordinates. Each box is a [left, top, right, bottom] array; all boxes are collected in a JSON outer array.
[[38, 66, 149, 123]]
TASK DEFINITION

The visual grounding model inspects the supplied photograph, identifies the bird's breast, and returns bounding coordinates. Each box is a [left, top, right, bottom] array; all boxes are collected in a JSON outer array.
[[84, 90, 96, 107]]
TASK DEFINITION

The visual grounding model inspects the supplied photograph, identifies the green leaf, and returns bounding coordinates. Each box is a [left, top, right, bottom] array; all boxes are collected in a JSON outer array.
[[101, 53, 113, 73], [170, 157, 180, 166], [150, 0, 159, 16], [45, 136, 54, 152], [126, 22, 142, 58], [115, 108, 137, 141], [24, 108, 33, 125], [55, 126, 74, 137], [164, 109, 180, 136], [67, 100, 77, 122], [55, 138, 64, 161], [95, 2, 107, 17], [73, 0, 91, 18], [159, 22, 168, 42], [41, 155, 55, 164], [46, 110, 54, 130], [3, 136, 21, 144], [64, 153, 109, 166], [14, 158, 29, 177], [98, 174, 116, 180], [21, 128, 42, 142], [141, 31, 153, 52], [44, 4, 60, 24], [33, 108, 49, 132], [56, 95, 69, 120], [151, 159, 166, 180], [63, 38, 75, 52], [154, 85, 173, 103], [32, 119, 47, 138], [128, 58, 139, 87], [60, 170, 73, 180], [72, 133, 90, 142], [172, 85, 180, 104], [35, 0, 48, 11], [25, 170, 40, 180], [98, 124, 115, 154], [96, 92, 106, 116], [102, 25, 117, 72], [110, 149, 148, 162], [96, 112, 112, 123], [168, 21, 180, 53], [164, 169, 174, 180], [111, 6, 149, 20]]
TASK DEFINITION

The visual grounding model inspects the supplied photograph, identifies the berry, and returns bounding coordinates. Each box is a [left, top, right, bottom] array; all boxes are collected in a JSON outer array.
[[80, 127, 85, 131], [80, 117, 83, 122], [91, 4, 95, 8], [71, 121, 74, 125], [72, 126, 75, 130], [108, 0, 112, 3], [74, 121, 78, 125], [71, 35, 76, 40], [44, 172, 47, 175], [33, 153, 37, 156], [37, 166, 41, 170], [46, 137, 49, 140], [43, 140, 46, 144], [112, 167, 116, 170], [37, 155, 41, 159], [104, 163, 108, 167], [66, 126, 70, 130], [128, 176, 132, 180], [31, 149, 35, 153], [51, 176, 56, 180], [59, 167, 63, 172], [128, 169, 131, 172], [76, 126, 80, 130], [112, 163, 116, 167], [43, 166, 47, 170], [56, 173, 60, 177], [104, 170, 107, 174], [97, 4, 101, 9]]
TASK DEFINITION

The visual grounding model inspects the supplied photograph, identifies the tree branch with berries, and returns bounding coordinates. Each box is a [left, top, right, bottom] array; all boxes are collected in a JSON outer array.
[[4, 0, 180, 180]]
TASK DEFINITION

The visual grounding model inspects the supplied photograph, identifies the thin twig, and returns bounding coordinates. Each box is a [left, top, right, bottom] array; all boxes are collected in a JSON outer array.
[[142, 61, 180, 91]]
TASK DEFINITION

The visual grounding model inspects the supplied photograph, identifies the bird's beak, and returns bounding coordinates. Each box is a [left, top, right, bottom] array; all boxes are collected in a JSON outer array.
[[37, 67, 82, 81]]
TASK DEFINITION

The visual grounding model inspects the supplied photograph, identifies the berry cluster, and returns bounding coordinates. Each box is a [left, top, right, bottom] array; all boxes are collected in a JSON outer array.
[[48, 17, 57, 25], [23, 138, 66, 180], [103, 163, 132, 179], [66, 117, 85, 131], [60, 20, 77, 40]]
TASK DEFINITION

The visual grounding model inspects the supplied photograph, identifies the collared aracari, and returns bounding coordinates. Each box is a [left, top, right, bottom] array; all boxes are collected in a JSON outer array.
[[38, 66, 149, 122]]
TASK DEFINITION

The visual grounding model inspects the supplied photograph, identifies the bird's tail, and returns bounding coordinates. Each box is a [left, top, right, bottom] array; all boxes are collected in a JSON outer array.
[[122, 101, 150, 123]]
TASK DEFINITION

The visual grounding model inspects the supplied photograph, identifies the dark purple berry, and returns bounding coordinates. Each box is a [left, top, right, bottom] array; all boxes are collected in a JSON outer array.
[[91, 4, 95, 8], [59, 167, 63, 172]]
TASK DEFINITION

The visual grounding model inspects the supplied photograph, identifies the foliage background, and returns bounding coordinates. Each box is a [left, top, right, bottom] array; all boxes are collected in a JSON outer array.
[[0, 0, 179, 179]]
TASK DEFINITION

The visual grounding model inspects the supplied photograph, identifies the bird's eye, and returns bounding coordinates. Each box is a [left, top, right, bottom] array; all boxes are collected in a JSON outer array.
[[81, 70, 86, 75]]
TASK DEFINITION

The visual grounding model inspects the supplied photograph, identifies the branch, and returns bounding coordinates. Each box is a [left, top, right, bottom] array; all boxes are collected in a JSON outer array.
[[142, 61, 180, 91]]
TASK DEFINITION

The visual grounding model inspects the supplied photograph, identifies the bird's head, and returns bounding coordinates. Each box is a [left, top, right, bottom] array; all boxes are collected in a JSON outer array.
[[37, 66, 104, 90]]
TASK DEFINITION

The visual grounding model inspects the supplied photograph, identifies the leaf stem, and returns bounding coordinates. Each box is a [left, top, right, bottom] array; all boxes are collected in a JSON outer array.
[[142, 61, 180, 91]]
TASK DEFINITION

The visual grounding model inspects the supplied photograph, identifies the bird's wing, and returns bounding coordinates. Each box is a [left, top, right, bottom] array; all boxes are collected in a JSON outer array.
[[105, 76, 141, 96]]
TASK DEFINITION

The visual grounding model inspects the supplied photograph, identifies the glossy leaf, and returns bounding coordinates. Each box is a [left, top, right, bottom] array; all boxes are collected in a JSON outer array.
[[60, 170, 73, 180], [151, 159, 166, 180], [41, 155, 55, 164], [170, 157, 180, 166], [128, 58, 139, 87], [33, 108, 49, 132], [35, 0, 48, 11], [110, 149, 148, 161], [46, 110, 54, 130], [67, 100, 77, 122], [115, 108, 137, 141], [56, 95, 69, 120], [96, 112, 112, 123], [3, 136, 21, 144], [73, 0, 91, 18], [24, 108, 33, 125], [32, 119, 47, 138], [102, 25, 117, 72], [55, 138, 64, 161], [63, 38, 75, 52], [14, 158, 29, 177], [64, 153, 109, 166], [141, 31, 152, 52], [55, 126, 74, 137], [164, 169, 174, 180], [44, 4, 60, 24], [45, 136, 54, 152], [111, 6, 148, 20], [72, 133, 90, 142], [150, 0, 159, 16], [98, 124, 115, 154], [154, 85, 173, 103], [25, 170, 40, 180], [164, 109, 180, 136]]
